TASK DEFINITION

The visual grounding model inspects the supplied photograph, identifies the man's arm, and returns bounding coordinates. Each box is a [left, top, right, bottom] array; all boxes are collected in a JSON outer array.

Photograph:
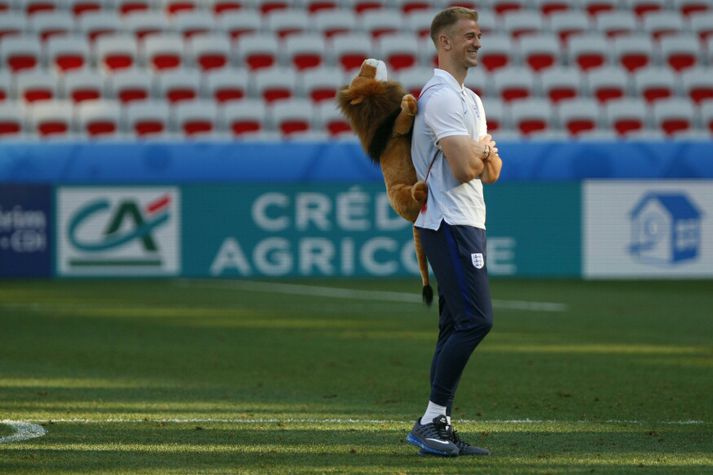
[[438, 134, 498, 184]]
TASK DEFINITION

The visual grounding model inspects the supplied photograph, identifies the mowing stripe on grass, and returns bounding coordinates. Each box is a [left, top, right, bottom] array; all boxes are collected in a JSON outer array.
[[0, 421, 47, 444], [30, 418, 704, 425], [178, 280, 568, 312]]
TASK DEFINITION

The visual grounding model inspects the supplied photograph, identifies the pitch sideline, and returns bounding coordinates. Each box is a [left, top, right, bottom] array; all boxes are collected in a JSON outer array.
[[0, 421, 47, 444]]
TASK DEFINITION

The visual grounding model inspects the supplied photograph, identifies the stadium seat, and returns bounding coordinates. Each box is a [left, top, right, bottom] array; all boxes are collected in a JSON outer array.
[[359, 9, 402, 39], [270, 98, 316, 137], [557, 97, 601, 136], [346, 0, 385, 14], [284, 33, 327, 71], [0, 70, 11, 101], [474, 8, 497, 35], [62, 68, 106, 103], [652, 98, 696, 136], [492, 66, 535, 102], [15, 70, 58, 103], [476, 33, 515, 71], [114, 0, 152, 16], [397, 66, 433, 98], [78, 11, 123, 42], [33, 11, 75, 42], [612, 34, 655, 72], [0, 12, 27, 39], [623, 0, 665, 17], [156, 68, 201, 103], [218, 10, 262, 39], [574, 128, 617, 140], [94, 34, 138, 71], [265, 9, 309, 39], [299, 65, 345, 103], [531, 0, 569, 15], [670, 0, 711, 16], [159, 0, 198, 15], [641, 10, 686, 40], [330, 32, 372, 71], [576, 0, 616, 17], [659, 34, 701, 72], [376, 33, 419, 72], [207, 0, 245, 14], [491, 0, 527, 15], [680, 67, 713, 104], [222, 99, 267, 136], [0, 102, 24, 138], [108, 67, 154, 103], [253, 66, 298, 103], [188, 33, 231, 70], [391, 0, 431, 14], [236, 33, 280, 70], [28, 99, 75, 138], [403, 9, 434, 39], [540, 66, 583, 103], [301, 0, 338, 14], [689, 12, 713, 41], [632, 66, 677, 104], [77, 99, 122, 139], [252, 0, 289, 15], [124, 99, 171, 137], [0, 35, 42, 72], [142, 33, 185, 70], [204, 67, 249, 103], [172, 10, 214, 39], [510, 97, 553, 136], [463, 66, 489, 97], [316, 100, 352, 137], [587, 66, 629, 103], [25, 0, 59, 16], [313, 9, 357, 38], [173, 99, 219, 138], [64, 0, 103, 17], [518, 33, 559, 71], [567, 33, 609, 71], [46, 35, 91, 72], [501, 9, 544, 39], [124, 10, 170, 40], [701, 101, 713, 132], [594, 10, 638, 38], [547, 10, 588, 44], [482, 97, 506, 132], [604, 97, 648, 136]]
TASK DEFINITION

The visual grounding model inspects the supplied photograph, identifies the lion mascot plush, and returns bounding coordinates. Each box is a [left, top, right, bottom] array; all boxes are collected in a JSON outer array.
[[337, 58, 433, 305]]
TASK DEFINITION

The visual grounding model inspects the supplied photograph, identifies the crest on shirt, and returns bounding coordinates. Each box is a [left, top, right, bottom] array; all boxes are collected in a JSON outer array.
[[471, 252, 485, 269]]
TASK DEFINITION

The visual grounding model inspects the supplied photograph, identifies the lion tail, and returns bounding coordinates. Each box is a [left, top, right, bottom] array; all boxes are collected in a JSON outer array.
[[413, 226, 433, 306]]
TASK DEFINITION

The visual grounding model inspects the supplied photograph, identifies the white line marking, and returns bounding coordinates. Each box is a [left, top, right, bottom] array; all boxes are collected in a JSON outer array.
[[178, 280, 568, 312], [30, 417, 705, 426], [0, 421, 47, 444]]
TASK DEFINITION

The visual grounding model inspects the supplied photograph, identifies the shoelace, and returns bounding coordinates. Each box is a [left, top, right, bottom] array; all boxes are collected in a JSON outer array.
[[451, 430, 470, 449]]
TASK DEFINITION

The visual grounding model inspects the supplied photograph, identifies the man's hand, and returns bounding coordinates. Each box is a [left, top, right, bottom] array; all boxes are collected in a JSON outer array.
[[479, 134, 502, 184]]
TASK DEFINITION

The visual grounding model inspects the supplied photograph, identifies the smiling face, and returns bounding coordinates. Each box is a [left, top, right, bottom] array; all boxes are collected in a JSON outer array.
[[445, 17, 481, 69]]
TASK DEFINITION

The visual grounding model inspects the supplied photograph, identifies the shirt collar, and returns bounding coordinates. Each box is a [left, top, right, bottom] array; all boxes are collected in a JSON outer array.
[[433, 68, 465, 93]]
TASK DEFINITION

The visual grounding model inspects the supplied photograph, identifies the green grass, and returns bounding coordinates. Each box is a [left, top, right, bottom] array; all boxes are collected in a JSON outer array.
[[1, 278, 712, 473]]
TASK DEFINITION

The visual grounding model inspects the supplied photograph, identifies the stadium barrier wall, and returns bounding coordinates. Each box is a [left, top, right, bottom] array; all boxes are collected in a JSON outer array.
[[1, 142, 712, 278]]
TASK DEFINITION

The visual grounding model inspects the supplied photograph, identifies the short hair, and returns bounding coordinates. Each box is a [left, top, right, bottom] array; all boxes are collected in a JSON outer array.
[[430, 7, 479, 47]]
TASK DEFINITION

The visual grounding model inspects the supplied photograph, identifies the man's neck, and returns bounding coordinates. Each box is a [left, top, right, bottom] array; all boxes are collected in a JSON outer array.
[[437, 61, 467, 86]]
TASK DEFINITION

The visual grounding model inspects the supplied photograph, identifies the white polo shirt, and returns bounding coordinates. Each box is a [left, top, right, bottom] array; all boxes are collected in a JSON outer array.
[[411, 68, 488, 231]]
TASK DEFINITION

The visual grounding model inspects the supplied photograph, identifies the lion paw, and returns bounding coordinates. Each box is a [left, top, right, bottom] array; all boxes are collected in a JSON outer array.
[[412, 180, 428, 203], [401, 94, 417, 116]]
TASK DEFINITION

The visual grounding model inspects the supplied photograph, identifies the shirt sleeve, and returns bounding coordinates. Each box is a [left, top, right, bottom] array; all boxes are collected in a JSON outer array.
[[423, 88, 469, 142], [474, 94, 488, 138]]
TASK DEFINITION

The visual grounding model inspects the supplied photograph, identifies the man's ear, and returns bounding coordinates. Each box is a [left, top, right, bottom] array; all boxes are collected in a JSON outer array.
[[439, 32, 451, 51]]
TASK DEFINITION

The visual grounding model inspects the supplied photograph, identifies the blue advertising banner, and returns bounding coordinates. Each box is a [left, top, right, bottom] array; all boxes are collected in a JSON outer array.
[[0, 184, 52, 277], [181, 183, 581, 278]]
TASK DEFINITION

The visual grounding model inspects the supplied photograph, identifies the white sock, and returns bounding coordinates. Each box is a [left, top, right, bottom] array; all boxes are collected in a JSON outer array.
[[420, 401, 447, 425], [446, 416, 452, 425]]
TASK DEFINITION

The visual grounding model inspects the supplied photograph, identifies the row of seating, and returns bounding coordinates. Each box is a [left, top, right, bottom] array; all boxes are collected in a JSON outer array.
[[2, 29, 713, 78], [3, 7, 713, 41], [3, 65, 713, 106], [1, 96, 712, 140], [2, 0, 712, 17]]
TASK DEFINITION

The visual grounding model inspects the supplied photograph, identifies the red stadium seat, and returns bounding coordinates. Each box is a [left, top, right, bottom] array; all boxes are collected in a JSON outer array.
[[0, 12, 27, 39], [156, 68, 201, 103], [188, 33, 231, 71], [641, 10, 686, 40], [594, 10, 638, 39], [125, 100, 171, 138], [330, 33, 372, 72], [1, 35, 42, 72], [204, 68, 249, 103], [161, 0, 198, 15], [142, 33, 185, 71], [317, 101, 352, 137], [29, 100, 75, 138], [548, 10, 589, 44], [681, 67, 713, 104], [518, 33, 559, 71], [77, 99, 122, 139], [604, 98, 648, 136], [652, 98, 696, 136], [95, 34, 138, 71], [253, 67, 298, 103], [300, 66, 344, 103], [632, 66, 676, 104], [532, 0, 569, 16], [612, 34, 654, 72], [30, 11, 74, 41], [270, 98, 315, 137], [492, 66, 536, 102], [124, 10, 170, 40], [689, 12, 713, 42], [115, 0, 151, 15], [578, 0, 616, 17], [376, 33, 419, 72], [266, 9, 309, 39], [558, 98, 601, 136], [108, 68, 153, 103], [222, 99, 267, 137], [397, 66, 434, 98], [476, 34, 514, 72], [510, 98, 553, 136], [491, 0, 526, 15], [587, 66, 629, 104], [62, 69, 106, 103], [78, 11, 123, 42], [0, 102, 24, 138], [219, 10, 262, 40], [16, 70, 57, 103], [659, 34, 701, 72], [174, 99, 219, 138], [313, 9, 356, 39], [540, 66, 583, 103], [360, 9, 402, 39], [47, 35, 91, 72], [237, 33, 279, 70], [671, 0, 711, 16], [624, 0, 665, 18], [26, 0, 58, 16], [172, 11, 214, 39], [502, 10, 544, 39], [285, 33, 327, 71]]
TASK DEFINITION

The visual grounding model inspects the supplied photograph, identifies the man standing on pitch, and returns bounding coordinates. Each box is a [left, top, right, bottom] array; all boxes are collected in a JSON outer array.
[[406, 7, 502, 457]]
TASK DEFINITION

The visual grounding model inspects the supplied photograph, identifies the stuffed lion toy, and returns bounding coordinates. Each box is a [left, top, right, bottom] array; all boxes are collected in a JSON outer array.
[[337, 59, 433, 305]]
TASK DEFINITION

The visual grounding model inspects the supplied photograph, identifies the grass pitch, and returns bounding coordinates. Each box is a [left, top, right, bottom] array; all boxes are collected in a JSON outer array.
[[0, 278, 711, 473]]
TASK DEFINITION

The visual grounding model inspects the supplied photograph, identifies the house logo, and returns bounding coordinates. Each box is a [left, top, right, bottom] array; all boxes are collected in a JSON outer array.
[[629, 192, 703, 266], [58, 188, 180, 275]]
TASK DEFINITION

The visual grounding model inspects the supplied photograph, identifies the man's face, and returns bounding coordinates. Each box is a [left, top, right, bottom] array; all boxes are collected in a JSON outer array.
[[447, 18, 482, 68]]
